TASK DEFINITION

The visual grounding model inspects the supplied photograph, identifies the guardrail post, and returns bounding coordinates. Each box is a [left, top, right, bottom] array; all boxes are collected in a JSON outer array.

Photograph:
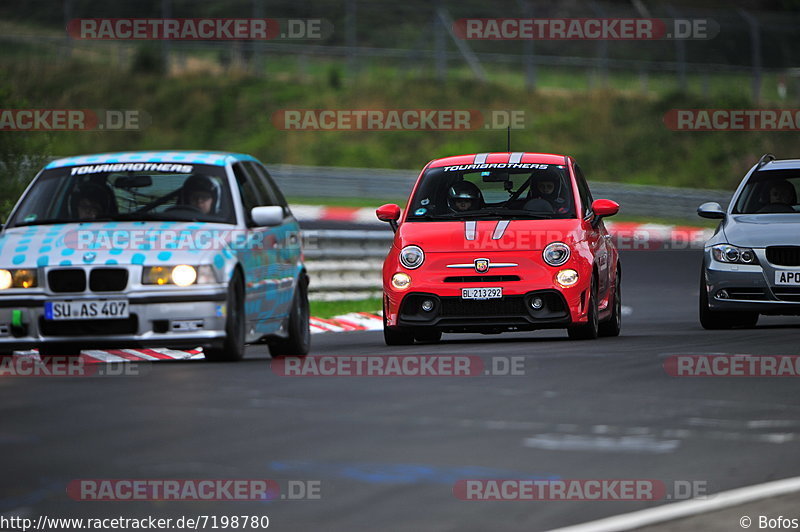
[[738, 9, 762, 103]]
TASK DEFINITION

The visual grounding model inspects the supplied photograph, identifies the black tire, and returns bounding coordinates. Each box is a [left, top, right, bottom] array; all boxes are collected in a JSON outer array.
[[598, 269, 622, 337], [37, 345, 82, 357], [269, 276, 311, 358], [204, 272, 246, 362], [382, 301, 415, 346], [414, 329, 442, 343], [699, 271, 759, 329], [568, 276, 599, 340]]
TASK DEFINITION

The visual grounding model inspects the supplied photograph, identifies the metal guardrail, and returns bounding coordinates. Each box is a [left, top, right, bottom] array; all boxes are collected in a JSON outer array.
[[269, 164, 733, 220]]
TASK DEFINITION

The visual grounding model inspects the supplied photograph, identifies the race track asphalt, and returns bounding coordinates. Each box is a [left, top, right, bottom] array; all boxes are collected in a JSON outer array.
[[2, 248, 799, 531]]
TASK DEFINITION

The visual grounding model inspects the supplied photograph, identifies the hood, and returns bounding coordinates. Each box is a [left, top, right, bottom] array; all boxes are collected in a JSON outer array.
[[723, 215, 800, 248], [395, 219, 585, 252], [0, 221, 237, 269]]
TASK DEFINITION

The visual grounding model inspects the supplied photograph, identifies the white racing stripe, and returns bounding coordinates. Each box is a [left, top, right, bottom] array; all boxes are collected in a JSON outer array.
[[465, 221, 477, 240], [547, 475, 800, 532], [473, 153, 489, 164], [492, 220, 510, 240], [508, 152, 524, 164]]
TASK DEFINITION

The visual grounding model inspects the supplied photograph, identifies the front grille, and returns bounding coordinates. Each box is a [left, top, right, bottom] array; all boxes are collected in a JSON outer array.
[[443, 275, 521, 283], [39, 315, 139, 336], [89, 268, 128, 292], [772, 287, 800, 302], [48, 269, 86, 293], [440, 296, 527, 317], [767, 246, 800, 266]]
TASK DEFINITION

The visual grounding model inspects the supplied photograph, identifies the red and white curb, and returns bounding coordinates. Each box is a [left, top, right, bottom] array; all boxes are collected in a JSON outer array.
[[310, 312, 383, 333], [7, 313, 383, 363]]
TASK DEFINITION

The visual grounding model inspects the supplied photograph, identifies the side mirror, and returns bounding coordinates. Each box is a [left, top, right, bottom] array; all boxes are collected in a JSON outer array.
[[376, 203, 401, 232], [591, 199, 620, 218], [251, 206, 284, 227], [697, 202, 725, 220]]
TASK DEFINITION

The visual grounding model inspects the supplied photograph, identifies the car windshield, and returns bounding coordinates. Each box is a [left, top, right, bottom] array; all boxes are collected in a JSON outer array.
[[406, 164, 576, 221], [733, 170, 800, 214], [7, 163, 236, 227]]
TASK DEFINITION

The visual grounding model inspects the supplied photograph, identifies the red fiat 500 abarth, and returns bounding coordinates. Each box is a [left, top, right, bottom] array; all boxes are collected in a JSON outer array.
[[376, 152, 621, 345]]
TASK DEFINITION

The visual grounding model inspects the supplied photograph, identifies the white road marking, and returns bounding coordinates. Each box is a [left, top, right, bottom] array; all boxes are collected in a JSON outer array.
[[547, 475, 800, 532], [523, 434, 680, 454]]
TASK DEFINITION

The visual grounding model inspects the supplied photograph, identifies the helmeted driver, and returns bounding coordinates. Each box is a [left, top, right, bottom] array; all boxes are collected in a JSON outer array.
[[531, 170, 568, 214], [181, 175, 218, 215], [448, 181, 483, 212]]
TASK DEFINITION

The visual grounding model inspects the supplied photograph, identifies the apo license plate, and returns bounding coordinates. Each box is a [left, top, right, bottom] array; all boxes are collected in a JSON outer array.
[[461, 287, 502, 300]]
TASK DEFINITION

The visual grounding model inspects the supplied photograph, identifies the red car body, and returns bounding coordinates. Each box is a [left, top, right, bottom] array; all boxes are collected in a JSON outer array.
[[376, 152, 622, 345]]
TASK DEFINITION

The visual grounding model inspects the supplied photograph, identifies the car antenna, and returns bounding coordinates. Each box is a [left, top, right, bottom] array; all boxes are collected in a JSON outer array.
[[507, 126, 511, 152], [756, 153, 775, 169]]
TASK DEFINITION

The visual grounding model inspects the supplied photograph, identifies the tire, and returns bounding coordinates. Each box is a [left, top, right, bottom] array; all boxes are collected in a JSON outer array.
[[699, 270, 759, 330], [204, 272, 246, 362], [568, 276, 599, 340], [414, 329, 442, 343], [383, 300, 415, 346], [269, 276, 311, 358], [598, 269, 622, 337], [37, 345, 82, 357]]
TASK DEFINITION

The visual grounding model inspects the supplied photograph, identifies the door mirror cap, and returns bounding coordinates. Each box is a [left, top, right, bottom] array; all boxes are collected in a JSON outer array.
[[697, 202, 726, 219], [376, 204, 401, 222], [591, 199, 620, 218], [251, 206, 284, 227]]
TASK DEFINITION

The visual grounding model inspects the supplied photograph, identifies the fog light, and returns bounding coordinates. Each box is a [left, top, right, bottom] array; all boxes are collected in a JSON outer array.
[[391, 272, 411, 290], [530, 297, 544, 310], [421, 299, 434, 312], [556, 269, 579, 287], [715, 289, 729, 299]]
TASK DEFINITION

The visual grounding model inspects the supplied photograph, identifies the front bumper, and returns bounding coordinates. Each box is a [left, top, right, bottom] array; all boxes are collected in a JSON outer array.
[[705, 249, 800, 315], [394, 289, 572, 333], [0, 287, 228, 352]]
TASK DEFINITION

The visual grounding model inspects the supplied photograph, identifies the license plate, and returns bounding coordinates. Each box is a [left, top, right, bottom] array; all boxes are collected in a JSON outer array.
[[462, 287, 502, 300], [44, 300, 129, 321], [775, 271, 800, 286]]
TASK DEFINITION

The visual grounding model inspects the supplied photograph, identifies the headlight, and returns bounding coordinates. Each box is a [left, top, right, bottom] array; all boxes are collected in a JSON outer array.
[[0, 269, 38, 290], [399, 245, 424, 269], [391, 272, 412, 290], [543, 242, 571, 267], [171, 265, 197, 287], [143, 265, 216, 286], [712, 244, 758, 265], [556, 269, 579, 287]]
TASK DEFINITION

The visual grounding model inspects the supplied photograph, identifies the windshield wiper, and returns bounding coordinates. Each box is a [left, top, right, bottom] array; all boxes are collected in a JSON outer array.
[[110, 212, 202, 222], [13, 218, 85, 227], [448, 209, 551, 219]]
